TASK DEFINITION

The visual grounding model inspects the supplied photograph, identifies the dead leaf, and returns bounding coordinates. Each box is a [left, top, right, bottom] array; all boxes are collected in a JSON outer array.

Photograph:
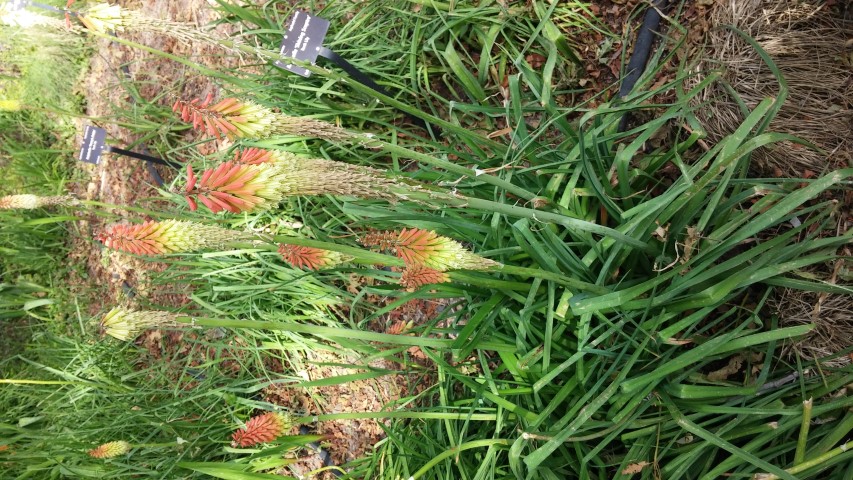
[[681, 227, 699, 264], [707, 354, 744, 381], [622, 461, 651, 475], [487, 127, 513, 139], [526, 53, 546, 69]]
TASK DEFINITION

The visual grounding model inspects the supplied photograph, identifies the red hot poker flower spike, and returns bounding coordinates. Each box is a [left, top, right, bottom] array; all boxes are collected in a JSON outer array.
[[231, 412, 291, 448], [400, 264, 450, 289], [277, 244, 351, 270]]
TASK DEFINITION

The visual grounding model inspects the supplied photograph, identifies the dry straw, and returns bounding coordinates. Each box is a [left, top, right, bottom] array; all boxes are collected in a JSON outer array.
[[689, 1, 852, 176], [774, 287, 853, 367]]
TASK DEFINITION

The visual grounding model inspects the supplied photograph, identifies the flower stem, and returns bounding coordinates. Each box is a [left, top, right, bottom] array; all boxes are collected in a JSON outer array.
[[174, 316, 515, 351], [497, 265, 609, 294], [422, 193, 650, 251], [372, 139, 540, 201], [794, 398, 813, 465], [755, 441, 852, 480]]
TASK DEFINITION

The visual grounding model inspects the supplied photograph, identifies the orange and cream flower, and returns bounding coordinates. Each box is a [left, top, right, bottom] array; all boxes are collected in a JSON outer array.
[[173, 96, 351, 142], [88, 441, 131, 459], [361, 228, 500, 271], [183, 148, 408, 213], [97, 220, 252, 255], [277, 244, 352, 270], [231, 412, 291, 448], [400, 264, 451, 289]]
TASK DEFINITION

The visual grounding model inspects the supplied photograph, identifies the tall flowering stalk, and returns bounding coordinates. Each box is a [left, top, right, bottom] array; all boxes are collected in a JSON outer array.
[[78, 2, 219, 45], [277, 244, 352, 270], [173, 96, 353, 142], [88, 440, 131, 459], [183, 148, 411, 213], [0, 194, 78, 210], [231, 412, 291, 448], [97, 220, 253, 255], [361, 228, 500, 271], [98, 307, 180, 341]]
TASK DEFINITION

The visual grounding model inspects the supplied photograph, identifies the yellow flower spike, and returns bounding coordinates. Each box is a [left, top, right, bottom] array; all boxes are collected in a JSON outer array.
[[88, 440, 131, 459], [98, 307, 180, 341]]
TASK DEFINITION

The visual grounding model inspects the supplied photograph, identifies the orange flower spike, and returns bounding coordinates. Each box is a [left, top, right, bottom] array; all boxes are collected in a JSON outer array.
[[400, 264, 450, 289], [277, 244, 352, 270], [172, 97, 278, 140], [182, 161, 287, 213], [231, 412, 292, 448], [172, 96, 353, 141], [392, 228, 501, 272], [98, 220, 252, 255], [88, 441, 131, 459], [235, 147, 275, 165]]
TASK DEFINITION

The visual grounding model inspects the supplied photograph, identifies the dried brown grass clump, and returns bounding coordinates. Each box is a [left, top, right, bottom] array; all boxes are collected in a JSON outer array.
[[774, 286, 853, 367], [690, 1, 852, 176]]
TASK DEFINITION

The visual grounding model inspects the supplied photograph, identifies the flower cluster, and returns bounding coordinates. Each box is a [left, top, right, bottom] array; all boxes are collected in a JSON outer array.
[[231, 412, 291, 448], [400, 264, 450, 289], [97, 220, 252, 255], [78, 3, 128, 33], [88, 441, 131, 459], [173, 96, 352, 142], [183, 162, 287, 213], [183, 148, 407, 213], [98, 307, 180, 341], [361, 228, 500, 272], [173, 95, 278, 140], [0, 194, 78, 210], [277, 244, 352, 270]]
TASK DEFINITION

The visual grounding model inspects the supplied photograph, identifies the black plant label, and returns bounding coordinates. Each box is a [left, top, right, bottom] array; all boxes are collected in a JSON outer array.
[[78, 125, 107, 165], [274, 10, 330, 77]]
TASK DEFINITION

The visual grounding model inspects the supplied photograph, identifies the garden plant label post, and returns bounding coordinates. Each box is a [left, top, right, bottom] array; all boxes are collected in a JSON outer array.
[[273, 10, 437, 135], [78, 125, 178, 168], [275, 10, 330, 77], [78, 125, 107, 165]]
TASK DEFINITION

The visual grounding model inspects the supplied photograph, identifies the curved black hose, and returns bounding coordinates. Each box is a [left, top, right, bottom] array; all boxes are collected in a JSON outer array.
[[299, 426, 343, 477], [618, 0, 670, 132]]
